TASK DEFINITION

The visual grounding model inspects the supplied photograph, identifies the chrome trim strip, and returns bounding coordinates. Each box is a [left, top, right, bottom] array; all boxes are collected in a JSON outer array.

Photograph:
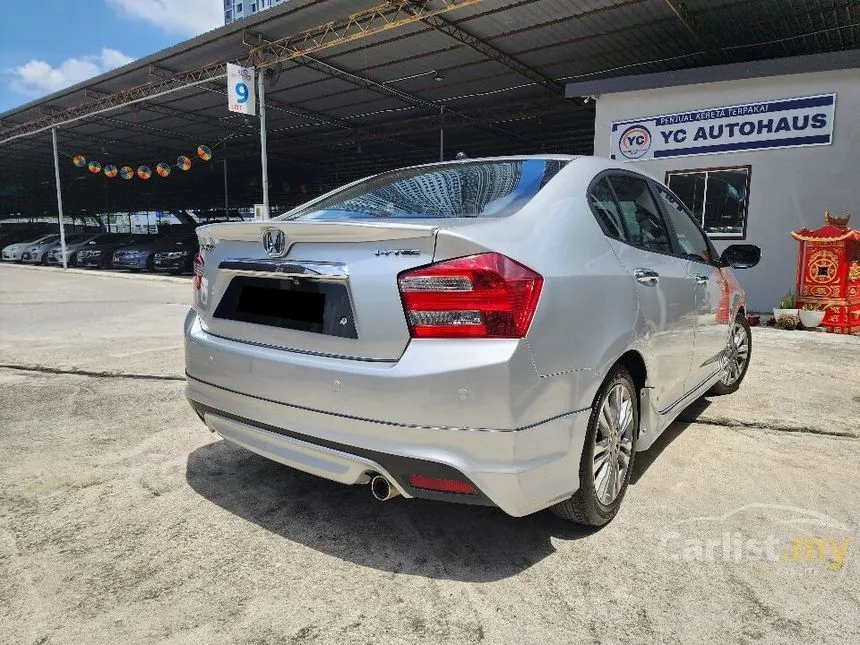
[[658, 368, 723, 416], [218, 257, 348, 280]]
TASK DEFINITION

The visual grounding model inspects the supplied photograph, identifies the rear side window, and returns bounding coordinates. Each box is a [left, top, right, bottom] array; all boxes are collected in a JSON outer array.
[[606, 175, 673, 255], [587, 178, 626, 239], [283, 159, 569, 220]]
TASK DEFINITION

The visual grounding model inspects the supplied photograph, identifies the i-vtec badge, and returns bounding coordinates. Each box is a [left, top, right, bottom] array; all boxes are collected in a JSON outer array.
[[262, 228, 287, 258], [374, 249, 420, 257]]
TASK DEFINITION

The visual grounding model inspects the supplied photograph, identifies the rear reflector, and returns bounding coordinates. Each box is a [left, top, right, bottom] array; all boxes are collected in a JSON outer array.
[[408, 474, 478, 495], [397, 252, 543, 338], [192, 252, 204, 308]]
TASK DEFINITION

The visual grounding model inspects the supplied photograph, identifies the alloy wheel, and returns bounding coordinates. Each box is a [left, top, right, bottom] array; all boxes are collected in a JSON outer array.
[[721, 321, 749, 386], [593, 382, 634, 505]]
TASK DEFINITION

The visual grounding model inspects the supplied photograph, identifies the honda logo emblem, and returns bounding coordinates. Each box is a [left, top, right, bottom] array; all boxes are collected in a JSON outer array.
[[262, 228, 287, 258]]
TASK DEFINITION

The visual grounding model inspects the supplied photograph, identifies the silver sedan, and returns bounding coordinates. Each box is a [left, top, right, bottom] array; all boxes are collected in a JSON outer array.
[[184, 155, 760, 526]]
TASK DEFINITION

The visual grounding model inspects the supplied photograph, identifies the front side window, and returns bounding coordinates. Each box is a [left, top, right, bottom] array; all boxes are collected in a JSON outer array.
[[654, 186, 713, 264], [606, 175, 673, 255], [282, 159, 568, 220], [665, 166, 750, 238]]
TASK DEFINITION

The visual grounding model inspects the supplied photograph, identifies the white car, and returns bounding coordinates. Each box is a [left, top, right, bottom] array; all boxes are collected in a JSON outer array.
[[2, 235, 59, 262]]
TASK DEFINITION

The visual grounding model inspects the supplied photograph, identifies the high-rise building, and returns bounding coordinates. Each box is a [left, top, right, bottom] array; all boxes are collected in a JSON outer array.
[[224, 0, 287, 25]]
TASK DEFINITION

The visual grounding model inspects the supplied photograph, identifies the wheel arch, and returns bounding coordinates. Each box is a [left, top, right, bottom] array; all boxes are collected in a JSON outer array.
[[617, 349, 648, 395]]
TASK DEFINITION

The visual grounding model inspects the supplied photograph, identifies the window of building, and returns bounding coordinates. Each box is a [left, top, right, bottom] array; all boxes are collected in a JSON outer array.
[[236, 2, 243, 13], [665, 166, 751, 239]]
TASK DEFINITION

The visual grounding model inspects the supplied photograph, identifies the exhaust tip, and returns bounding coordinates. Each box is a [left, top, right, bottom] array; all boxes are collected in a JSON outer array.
[[370, 474, 399, 501]]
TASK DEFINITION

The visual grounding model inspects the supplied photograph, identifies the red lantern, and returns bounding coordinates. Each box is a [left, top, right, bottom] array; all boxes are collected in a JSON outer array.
[[792, 211, 860, 334]]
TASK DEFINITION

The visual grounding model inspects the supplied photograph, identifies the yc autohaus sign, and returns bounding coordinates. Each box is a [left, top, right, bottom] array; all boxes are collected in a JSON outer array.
[[609, 93, 835, 161]]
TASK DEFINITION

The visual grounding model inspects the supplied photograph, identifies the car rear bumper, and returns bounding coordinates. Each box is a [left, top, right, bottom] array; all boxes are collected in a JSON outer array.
[[184, 310, 590, 517]]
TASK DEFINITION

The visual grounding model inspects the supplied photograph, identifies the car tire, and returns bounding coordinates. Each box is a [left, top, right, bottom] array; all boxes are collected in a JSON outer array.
[[550, 365, 637, 526], [706, 313, 752, 396]]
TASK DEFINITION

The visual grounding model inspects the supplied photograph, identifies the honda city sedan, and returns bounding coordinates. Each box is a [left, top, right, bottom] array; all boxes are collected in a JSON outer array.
[[184, 155, 760, 526]]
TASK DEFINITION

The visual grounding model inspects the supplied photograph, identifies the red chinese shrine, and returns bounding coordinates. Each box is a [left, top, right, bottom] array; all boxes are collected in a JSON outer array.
[[792, 211, 860, 334]]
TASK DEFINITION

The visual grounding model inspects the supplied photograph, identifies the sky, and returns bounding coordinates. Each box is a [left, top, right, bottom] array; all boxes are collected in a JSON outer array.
[[0, 0, 223, 114]]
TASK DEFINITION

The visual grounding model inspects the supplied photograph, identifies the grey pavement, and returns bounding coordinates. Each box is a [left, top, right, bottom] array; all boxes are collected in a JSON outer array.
[[1, 264, 858, 644]]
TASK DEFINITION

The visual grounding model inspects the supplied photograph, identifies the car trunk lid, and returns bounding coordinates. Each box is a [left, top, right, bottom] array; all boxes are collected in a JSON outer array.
[[195, 220, 440, 361]]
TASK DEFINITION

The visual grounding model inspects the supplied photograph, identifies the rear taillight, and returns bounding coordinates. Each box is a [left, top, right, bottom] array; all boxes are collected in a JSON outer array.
[[192, 252, 204, 308], [398, 252, 543, 338]]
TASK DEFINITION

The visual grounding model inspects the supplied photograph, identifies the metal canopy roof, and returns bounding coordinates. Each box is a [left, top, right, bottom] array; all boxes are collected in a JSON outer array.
[[1, 0, 858, 220]]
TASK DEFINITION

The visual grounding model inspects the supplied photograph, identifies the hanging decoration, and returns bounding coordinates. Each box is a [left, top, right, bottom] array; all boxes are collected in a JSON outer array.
[[70, 144, 212, 181]]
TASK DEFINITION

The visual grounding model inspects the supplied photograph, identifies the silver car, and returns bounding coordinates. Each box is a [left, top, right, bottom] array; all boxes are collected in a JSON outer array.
[[2, 235, 59, 262], [22, 234, 90, 264], [184, 156, 760, 525]]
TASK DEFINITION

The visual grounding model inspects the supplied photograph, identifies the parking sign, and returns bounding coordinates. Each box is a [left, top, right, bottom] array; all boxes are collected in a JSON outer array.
[[227, 63, 256, 115]]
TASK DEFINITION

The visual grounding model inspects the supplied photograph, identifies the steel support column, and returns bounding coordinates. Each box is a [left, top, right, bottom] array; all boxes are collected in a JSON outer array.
[[258, 70, 270, 219], [50, 127, 68, 270]]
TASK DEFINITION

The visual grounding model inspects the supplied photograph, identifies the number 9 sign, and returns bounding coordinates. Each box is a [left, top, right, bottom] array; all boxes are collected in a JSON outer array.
[[235, 82, 249, 104], [227, 63, 256, 116]]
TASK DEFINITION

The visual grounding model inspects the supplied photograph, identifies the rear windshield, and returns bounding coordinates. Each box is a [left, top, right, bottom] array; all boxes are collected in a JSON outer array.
[[282, 159, 568, 221]]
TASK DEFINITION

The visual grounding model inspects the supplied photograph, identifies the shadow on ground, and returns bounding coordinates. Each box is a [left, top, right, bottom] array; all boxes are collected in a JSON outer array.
[[186, 440, 595, 583], [186, 397, 714, 582]]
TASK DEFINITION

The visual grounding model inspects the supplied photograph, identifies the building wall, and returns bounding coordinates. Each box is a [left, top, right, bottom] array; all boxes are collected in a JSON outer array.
[[224, 0, 287, 24], [592, 67, 859, 312]]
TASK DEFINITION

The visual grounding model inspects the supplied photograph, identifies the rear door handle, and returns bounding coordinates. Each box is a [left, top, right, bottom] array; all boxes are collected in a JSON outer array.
[[692, 274, 709, 285], [634, 268, 659, 285]]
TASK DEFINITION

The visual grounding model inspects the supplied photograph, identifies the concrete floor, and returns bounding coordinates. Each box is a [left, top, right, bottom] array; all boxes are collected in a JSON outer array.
[[1, 264, 859, 645]]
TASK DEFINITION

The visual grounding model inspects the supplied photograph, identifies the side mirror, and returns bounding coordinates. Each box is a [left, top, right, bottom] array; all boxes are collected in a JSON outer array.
[[721, 244, 761, 269]]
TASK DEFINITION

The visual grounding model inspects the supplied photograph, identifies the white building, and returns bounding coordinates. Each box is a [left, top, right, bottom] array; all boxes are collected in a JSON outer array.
[[565, 50, 859, 313], [224, 0, 287, 24]]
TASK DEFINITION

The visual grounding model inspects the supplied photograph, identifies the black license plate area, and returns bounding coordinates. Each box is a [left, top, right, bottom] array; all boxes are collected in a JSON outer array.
[[214, 276, 357, 338]]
